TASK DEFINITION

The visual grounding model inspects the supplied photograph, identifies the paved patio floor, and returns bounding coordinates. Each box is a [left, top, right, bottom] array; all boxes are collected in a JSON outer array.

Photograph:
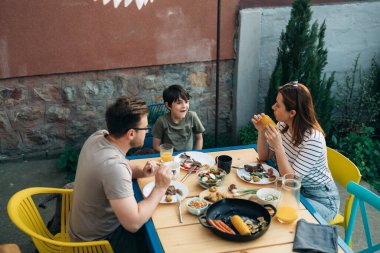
[[0, 159, 379, 252]]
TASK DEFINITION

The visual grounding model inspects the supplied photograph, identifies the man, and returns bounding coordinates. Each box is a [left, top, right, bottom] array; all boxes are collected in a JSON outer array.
[[69, 97, 172, 253]]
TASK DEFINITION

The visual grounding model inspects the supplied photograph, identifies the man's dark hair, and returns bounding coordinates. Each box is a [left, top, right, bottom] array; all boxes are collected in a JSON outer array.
[[163, 84, 191, 107], [105, 97, 148, 138]]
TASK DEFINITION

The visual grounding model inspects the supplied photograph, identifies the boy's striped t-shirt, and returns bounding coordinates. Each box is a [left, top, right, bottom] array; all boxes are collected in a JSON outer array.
[[270, 122, 333, 187]]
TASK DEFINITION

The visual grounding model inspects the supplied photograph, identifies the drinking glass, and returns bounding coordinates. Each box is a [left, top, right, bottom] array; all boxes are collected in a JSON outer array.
[[164, 161, 180, 180], [160, 144, 173, 162], [276, 173, 302, 223]]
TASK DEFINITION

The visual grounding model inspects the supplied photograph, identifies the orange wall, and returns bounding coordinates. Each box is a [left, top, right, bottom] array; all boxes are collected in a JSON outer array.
[[0, 0, 238, 79]]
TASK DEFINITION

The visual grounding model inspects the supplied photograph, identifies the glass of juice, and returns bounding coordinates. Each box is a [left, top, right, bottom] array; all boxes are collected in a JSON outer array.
[[160, 144, 173, 162], [276, 173, 302, 223]]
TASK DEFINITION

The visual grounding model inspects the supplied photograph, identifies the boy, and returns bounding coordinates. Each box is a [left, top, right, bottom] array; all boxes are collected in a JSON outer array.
[[152, 84, 205, 152]]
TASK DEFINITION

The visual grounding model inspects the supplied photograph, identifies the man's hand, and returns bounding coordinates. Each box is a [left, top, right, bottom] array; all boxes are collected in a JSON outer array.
[[142, 160, 161, 177], [154, 164, 172, 192]]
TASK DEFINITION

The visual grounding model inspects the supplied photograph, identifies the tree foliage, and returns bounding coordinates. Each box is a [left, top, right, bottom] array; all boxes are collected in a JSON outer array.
[[265, 0, 335, 132]]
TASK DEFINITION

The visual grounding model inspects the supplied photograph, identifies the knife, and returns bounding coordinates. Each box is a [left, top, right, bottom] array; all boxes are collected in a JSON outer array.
[[176, 194, 183, 223], [180, 166, 197, 183]]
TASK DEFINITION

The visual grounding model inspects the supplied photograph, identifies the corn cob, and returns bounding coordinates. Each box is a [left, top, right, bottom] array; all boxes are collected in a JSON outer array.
[[231, 215, 251, 235], [261, 114, 277, 128]]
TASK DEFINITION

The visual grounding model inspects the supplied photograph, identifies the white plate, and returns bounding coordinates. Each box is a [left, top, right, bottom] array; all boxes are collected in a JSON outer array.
[[142, 181, 189, 204], [174, 151, 215, 171], [236, 163, 280, 185]]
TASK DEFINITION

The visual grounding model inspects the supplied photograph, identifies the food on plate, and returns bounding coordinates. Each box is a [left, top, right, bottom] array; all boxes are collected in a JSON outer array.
[[178, 152, 210, 172], [241, 164, 277, 183], [164, 185, 183, 202], [204, 188, 226, 202], [198, 167, 226, 188], [231, 215, 251, 235], [188, 199, 207, 209], [244, 163, 264, 173], [209, 186, 218, 192], [165, 195, 172, 202], [263, 194, 278, 201], [228, 184, 237, 193], [260, 114, 277, 128]]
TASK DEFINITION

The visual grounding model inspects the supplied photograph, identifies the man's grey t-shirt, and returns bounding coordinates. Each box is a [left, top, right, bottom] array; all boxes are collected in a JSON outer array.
[[152, 111, 205, 151], [69, 130, 133, 241]]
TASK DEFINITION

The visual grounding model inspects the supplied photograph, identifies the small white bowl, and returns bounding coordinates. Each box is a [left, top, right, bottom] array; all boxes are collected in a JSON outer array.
[[185, 197, 208, 216], [256, 188, 280, 206]]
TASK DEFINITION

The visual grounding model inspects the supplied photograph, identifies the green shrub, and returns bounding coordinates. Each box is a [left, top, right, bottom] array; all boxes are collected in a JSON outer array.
[[265, 0, 334, 133], [332, 127, 380, 192], [56, 144, 80, 181], [203, 132, 233, 149], [331, 56, 380, 138], [239, 122, 258, 145]]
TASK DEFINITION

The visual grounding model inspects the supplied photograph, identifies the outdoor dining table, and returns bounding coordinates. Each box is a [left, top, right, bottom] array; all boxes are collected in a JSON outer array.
[[129, 144, 353, 253]]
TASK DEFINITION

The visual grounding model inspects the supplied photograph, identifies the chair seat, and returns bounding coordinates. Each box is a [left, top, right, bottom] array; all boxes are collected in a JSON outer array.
[[329, 213, 344, 226]]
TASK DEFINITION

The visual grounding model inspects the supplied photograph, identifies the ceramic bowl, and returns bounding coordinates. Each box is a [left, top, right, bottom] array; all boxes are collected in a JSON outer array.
[[256, 188, 280, 206], [185, 197, 208, 216], [197, 167, 226, 189]]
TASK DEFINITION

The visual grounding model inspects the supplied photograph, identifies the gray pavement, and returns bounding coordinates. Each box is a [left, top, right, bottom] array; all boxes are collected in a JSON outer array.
[[0, 159, 379, 252]]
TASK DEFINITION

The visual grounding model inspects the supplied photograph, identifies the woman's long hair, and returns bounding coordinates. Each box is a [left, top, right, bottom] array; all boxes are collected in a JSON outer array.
[[279, 82, 324, 146]]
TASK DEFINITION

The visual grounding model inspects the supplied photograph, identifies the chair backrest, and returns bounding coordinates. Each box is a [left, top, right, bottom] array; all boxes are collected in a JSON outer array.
[[327, 147, 362, 228], [345, 181, 380, 253], [148, 103, 167, 126], [7, 187, 113, 253]]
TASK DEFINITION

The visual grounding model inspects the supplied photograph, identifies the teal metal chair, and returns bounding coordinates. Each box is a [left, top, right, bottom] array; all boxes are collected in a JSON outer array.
[[345, 181, 380, 253], [144, 103, 167, 148]]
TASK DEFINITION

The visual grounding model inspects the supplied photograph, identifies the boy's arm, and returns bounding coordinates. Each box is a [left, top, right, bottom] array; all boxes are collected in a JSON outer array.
[[152, 137, 161, 153], [194, 133, 203, 150]]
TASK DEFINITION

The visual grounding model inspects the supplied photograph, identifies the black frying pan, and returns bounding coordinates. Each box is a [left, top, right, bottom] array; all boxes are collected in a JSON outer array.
[[198, 198, 276, 242]]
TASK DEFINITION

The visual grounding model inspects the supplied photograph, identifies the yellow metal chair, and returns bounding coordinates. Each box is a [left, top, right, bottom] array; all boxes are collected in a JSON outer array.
[[327, 148, 362, 233], [7, 187, 113, 253]]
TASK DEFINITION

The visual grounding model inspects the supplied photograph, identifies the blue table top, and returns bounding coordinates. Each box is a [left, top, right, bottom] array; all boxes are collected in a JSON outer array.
[[129, 144, 353, 253]]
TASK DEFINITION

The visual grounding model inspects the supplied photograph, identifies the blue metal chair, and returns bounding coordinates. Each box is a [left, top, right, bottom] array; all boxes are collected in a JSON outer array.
[[145, 103, 167, 148], [345, 181, 380, 253]]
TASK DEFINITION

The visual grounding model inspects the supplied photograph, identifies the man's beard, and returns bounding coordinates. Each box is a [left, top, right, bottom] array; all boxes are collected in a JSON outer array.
[[130, 138, 144, 149]]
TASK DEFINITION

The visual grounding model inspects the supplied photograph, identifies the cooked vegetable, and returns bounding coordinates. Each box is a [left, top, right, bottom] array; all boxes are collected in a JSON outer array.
[[231, 215, 251, 235], [214, 220, 236, 235], [261, 114, 277, 128]]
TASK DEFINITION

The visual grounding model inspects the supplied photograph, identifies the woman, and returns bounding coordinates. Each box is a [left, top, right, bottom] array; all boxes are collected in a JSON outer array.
[[252, 82, 339, 222]]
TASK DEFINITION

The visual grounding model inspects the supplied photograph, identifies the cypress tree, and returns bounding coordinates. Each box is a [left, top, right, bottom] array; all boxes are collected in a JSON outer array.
[[265, 0, 335, 132]]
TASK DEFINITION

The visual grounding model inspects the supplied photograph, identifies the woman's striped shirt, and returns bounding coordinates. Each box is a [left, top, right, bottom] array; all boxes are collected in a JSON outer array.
[[270, 122, 333, 187]]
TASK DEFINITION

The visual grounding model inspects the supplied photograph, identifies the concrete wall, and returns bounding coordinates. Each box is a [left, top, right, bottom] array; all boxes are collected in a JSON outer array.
[[234, 1, 380, 133]]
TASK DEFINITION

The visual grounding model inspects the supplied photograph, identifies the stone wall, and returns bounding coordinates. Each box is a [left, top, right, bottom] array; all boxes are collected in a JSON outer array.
[[0, 61, 234, 160]]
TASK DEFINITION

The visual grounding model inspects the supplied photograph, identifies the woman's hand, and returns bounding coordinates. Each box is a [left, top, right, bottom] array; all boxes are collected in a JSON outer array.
[[251, 113, 267, 132], [264, 124, 282, 150]]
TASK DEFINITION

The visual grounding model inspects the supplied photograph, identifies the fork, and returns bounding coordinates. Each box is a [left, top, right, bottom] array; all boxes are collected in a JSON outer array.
[[176, 194, 183, 223]]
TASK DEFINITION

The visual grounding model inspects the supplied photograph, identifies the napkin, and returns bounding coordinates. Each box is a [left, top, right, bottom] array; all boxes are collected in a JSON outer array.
[[293, 219, 338, 253]]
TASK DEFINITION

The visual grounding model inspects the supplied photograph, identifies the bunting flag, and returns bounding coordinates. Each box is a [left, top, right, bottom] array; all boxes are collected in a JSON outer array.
[[93, 0, 155, 10]]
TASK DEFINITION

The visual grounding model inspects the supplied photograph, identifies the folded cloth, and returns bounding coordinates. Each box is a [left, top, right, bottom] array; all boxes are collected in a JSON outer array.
[[293, 219, 338, 253]]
